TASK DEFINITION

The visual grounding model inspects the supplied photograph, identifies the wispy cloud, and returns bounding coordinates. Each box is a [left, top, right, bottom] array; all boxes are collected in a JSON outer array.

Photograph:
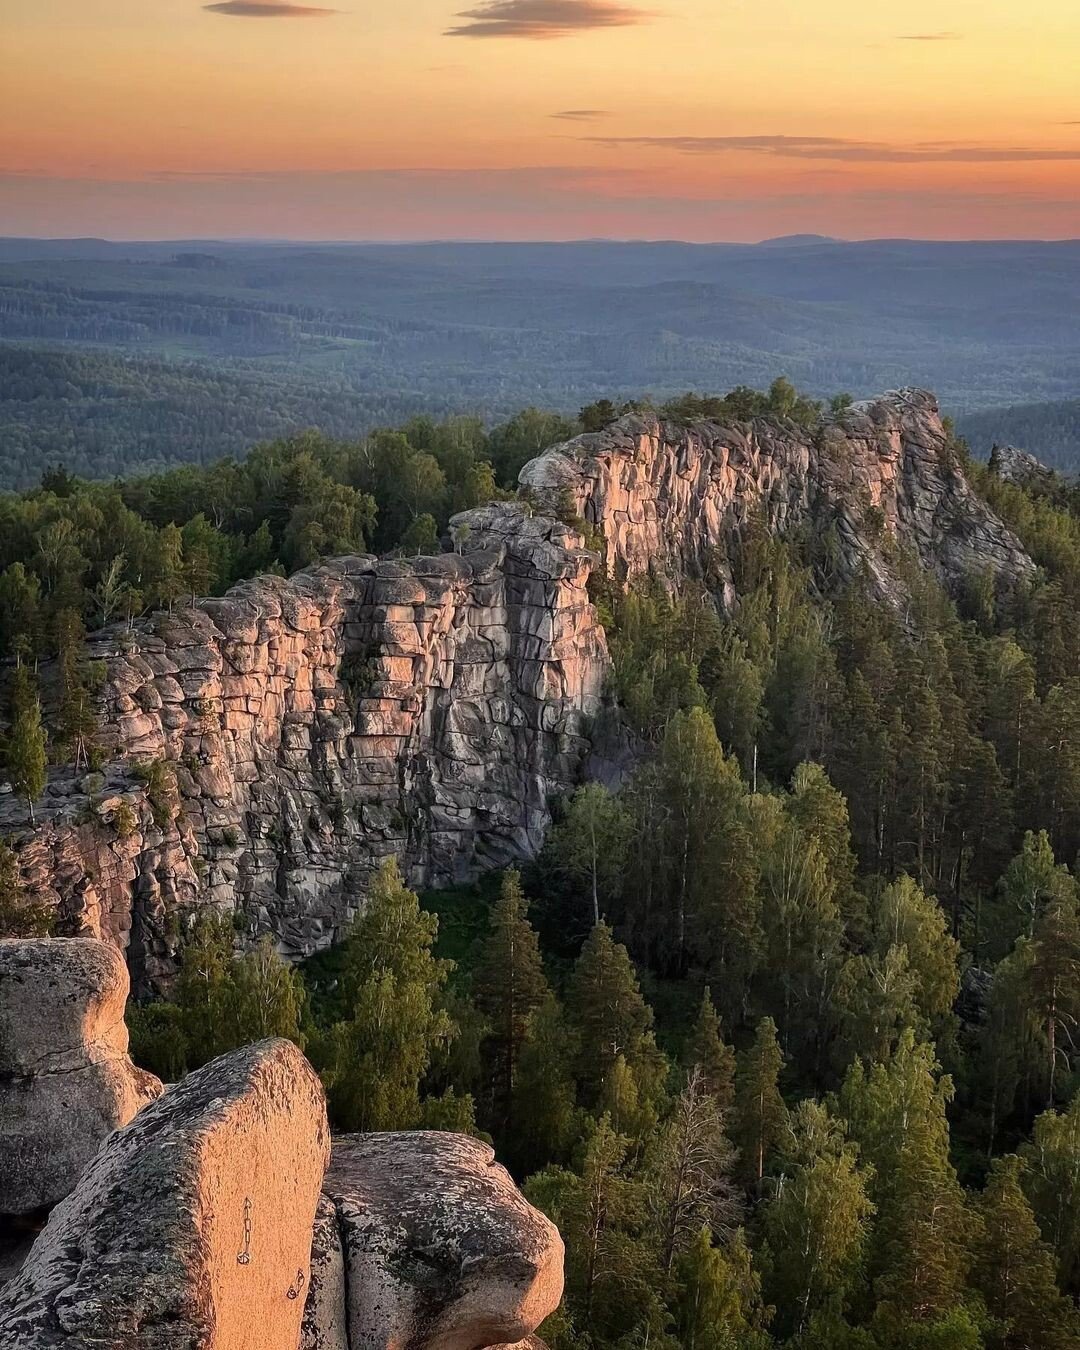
[[204, 2, 338, 16], [446, 0, 652, 39], [584, 134, 1080, 163], [552, 109, 611, 121], [896, 31, 961, 40]]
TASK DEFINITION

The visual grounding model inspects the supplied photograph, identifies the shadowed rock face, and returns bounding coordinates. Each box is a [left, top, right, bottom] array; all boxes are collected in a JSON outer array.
[[2, 391, 1033, 983], [305, 1132, 564, 1350], [0, 938, 162, 1215], [0, 1038, 330, 1350]]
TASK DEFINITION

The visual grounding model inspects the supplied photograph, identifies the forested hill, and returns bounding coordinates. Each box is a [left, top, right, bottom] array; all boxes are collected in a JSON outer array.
[[2, 236, 1080, 485], [5, 385, 1080, 1347]]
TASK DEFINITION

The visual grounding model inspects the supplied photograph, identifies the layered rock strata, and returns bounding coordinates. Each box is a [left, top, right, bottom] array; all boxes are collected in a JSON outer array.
[[304, 1132, 564, 1350], [521, 388, 1034, 608], [0, 1037, 331, 1349], [0, 937, 162, 1214], [6, 508, 607, 989]]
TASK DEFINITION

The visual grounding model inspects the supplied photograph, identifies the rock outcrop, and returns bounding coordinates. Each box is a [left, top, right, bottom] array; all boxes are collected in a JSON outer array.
[[521, 388, 1033, 609], [4, 509, 607, 990], [304, 1132, 564, 1350], [0, 937, 162, 1215], [988, 443, 1059, 492], [2, 390, 1034, 979], [0, 1038, 330, 1349]]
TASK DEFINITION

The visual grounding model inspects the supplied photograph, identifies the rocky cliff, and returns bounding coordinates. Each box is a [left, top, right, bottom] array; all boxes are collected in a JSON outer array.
[[522, 387, 1034, 608], [4, 389, 1033, 985]]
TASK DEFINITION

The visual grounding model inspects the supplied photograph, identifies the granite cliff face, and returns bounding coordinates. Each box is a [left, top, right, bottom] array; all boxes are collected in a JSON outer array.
[[9, 508, 607, 990], [5, 390, 1033, 984], [521, 388, 1034, 608]]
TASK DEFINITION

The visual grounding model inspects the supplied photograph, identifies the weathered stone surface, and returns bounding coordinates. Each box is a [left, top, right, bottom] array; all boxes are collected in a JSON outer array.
[[521, 388, 1034, 610], [0, 937, 162, 1215], [988, 442, 1059, 492], [2, 511, 609, 990], [313, 1131, 564, 1350], [0, 1038, 330, 1349], [301, 1194, 349, 1350]]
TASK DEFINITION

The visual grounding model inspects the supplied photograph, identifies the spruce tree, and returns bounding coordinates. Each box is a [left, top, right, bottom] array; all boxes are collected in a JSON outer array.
[[472, 869, 550, 1132], [972, 1154, 1079, 1350], [733, 1016, 788, 1186], [685, 987, 736, 1113]]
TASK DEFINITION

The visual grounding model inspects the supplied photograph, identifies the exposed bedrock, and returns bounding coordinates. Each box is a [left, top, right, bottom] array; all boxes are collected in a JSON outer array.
[[521, 387, 1033, 607], [0, 937, 162, 1215], [0, 1037, 331, 1349], [5, 508, 608, 989], [2, 390, 1033, 982], [304, 1131, 564, 1350]]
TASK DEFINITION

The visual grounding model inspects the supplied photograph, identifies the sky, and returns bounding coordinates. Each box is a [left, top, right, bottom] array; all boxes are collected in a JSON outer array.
[[2, 0, 1079, 241]]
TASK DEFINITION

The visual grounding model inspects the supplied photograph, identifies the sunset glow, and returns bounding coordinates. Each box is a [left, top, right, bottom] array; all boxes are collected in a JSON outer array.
[[3, 0, 1079, 239]]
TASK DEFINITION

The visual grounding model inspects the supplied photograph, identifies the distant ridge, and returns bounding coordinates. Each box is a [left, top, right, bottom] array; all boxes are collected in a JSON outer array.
[[757, 233, 841, 247]]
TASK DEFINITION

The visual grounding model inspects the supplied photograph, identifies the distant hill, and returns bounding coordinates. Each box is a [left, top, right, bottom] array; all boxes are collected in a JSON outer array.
[[958, 399, 1080, 473], [2, 237, 1080, 481]]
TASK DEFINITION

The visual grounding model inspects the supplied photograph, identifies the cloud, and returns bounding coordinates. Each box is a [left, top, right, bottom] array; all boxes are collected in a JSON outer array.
[[446, 0, 652, 39], [584, 134, 1080, 163], [203, 2, 338, 16], [896, 31, 961, 40], [552, 109, 610, 120]]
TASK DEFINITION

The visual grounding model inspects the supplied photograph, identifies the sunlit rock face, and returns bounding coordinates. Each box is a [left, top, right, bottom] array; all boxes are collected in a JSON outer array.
[[3, 507, 608, 990], [0, 937, 162, 1216], [0, 1038, 330, 1350], [3, 391, 1033, 985], [521, 388, 1034, 609]]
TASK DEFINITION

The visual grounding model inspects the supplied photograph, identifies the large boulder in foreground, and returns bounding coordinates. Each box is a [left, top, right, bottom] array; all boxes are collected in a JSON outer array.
[[305, 1131, 563, 1350], [0, 937, 162, 1215], [0, 1038, 330, 1349]]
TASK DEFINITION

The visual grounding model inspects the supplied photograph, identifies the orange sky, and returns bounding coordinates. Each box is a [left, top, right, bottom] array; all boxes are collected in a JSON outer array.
[[2, 0, 1079, 239]]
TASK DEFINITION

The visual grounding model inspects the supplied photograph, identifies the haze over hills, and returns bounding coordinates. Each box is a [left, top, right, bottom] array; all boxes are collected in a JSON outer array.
[[2, 235, 1080, 485]]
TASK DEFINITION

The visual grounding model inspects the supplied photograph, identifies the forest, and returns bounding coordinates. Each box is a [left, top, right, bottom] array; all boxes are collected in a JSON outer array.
[[4, 387, 1080, 1346], [4, 236, 1080, 485]]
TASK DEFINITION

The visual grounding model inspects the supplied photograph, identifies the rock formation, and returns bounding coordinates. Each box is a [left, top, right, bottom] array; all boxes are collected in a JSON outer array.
[[0, 1037, 330, 1349], [5, 509, 607, 990], [522, 388, 1034, 609], [1, 390, 1034, 981], [304, 1132, 563, 1350], [0, 937, 162, 1215], [988, 442, 1059, 492]]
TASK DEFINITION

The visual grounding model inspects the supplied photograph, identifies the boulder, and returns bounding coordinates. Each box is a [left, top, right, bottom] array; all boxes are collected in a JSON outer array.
[[310, 1131, 563, 1350], [0, 1038, 330, 1349], [0, 937, 162, 1215]]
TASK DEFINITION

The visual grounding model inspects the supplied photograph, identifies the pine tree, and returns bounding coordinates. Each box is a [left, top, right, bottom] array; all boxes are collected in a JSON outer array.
[[0, 838, 52, 937], [568, 921, 667, 1113], [472, 869, 550, 1133], [509, 995, 579, 1175], [173, 910, 235, 1066], [685, 987, 736, 1113], [971, 1154, 1079, 1350], [840, 1031, 969, 1325], [733, 1016, 788, 1187], [7, 692, 47, 823]]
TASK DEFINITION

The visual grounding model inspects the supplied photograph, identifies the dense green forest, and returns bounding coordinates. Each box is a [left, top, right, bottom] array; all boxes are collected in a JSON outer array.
[[6, 389, 1080, 1346]]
